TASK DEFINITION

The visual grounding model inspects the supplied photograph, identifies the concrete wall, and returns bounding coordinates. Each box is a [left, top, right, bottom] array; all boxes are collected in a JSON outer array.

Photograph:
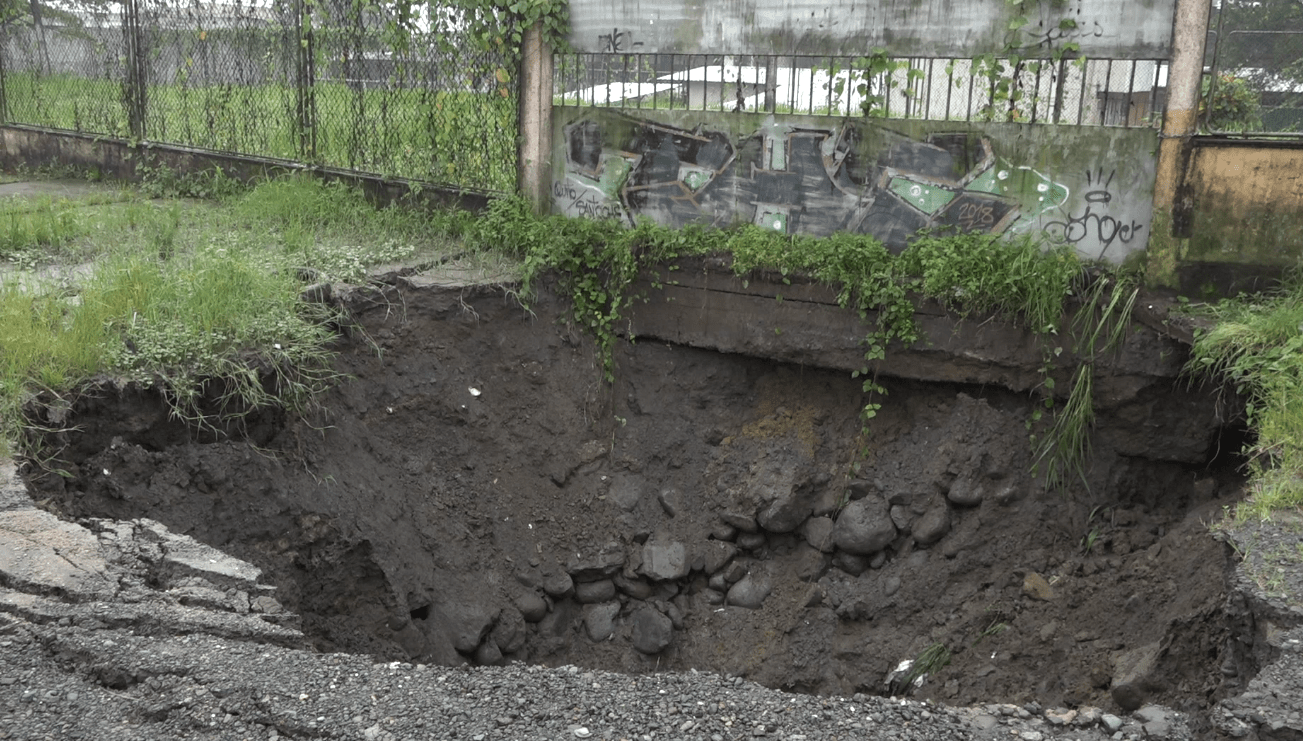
[[0, 126, 493, 212], [1174, 138, 1303, 294], [568, 0, 1176, 57], [551, 107, 1158, 263]]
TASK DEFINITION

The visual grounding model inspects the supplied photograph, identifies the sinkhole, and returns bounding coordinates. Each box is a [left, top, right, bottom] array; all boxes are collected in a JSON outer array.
[[22, 275, 1265, 730]]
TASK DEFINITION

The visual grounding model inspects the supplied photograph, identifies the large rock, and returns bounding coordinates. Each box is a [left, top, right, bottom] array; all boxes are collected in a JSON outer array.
[[754, 468, 809, 533], [614, 574, 654, 600], [490, 607, 527, 654], [567, 542, 626, 582], [575, 579, 616, 603], [473, 639, 504, 666], [542, 570, 574, 599], [719, 511, 759, 533], [727, 572, 772, 609], [607, 474, 645, 511], [700, 541, 738, 574], [640, 540, 690, 581], [513, 591, 548, 622], [794, 544, 829, 583], [801, 516, 835, 553], [631, 607, 674, 654], [832, 496, 897, 556], [442, 601, 499, 654], [584, 602, 620, 642], [912, 500, 951, 545], [947, 477, 985, 506], [1111, 641, 1166, 711]]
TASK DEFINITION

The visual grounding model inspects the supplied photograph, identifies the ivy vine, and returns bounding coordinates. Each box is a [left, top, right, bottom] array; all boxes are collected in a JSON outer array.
[[455, 0, 572, 55]]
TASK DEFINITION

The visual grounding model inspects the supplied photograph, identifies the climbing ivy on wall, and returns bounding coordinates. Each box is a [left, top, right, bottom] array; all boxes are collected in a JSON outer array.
[[971, 0, 1087, 122]]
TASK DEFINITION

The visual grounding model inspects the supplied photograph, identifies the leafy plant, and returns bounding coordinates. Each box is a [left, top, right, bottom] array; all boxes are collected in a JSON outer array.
[[1201, 74, 1264, 133], [138, 162, 245, 201]]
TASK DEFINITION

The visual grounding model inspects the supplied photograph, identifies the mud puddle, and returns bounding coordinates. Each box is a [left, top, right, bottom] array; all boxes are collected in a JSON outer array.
[[23, 278, 1253, 729]]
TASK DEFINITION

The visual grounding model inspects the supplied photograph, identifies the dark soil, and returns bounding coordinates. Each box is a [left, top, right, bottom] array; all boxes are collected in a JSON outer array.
[[25, 277, 1247, 722]]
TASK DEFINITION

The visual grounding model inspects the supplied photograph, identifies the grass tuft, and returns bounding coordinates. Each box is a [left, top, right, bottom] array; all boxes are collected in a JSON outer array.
[[0, 173, 474, 458], [1188, 276, 1303, 519]]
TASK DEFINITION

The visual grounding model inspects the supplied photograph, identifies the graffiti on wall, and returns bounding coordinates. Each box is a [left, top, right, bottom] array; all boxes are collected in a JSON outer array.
[[554, 115, 1150, 262]]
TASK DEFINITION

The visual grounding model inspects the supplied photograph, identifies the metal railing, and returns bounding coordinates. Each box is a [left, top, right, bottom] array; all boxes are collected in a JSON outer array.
[[0, 0, 519, 192], [555, 52, 1168, 127]]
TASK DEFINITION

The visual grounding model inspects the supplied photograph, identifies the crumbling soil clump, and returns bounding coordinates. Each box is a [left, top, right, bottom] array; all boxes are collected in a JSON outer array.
[[25, 277, 1248, 721]]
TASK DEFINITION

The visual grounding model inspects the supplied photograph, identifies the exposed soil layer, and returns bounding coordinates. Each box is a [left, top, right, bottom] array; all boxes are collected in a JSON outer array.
[[25, 278, 1251, 725]]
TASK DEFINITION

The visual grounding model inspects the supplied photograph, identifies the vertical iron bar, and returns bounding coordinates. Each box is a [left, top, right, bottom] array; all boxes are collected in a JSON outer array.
[[807, 57, 814, 113], [1103, 59, 1113, 124], [1126, 60, 1138, 127], [669, 54, 676, 109], [923, 58, 934, 120], [945, 59, 954, 120], [122, 0, 147, 140], [1030, 61, 1041, 123], [0, 20, 8, 123], [1076, 58, 1088, 125], [967, 61, 975, 121], [1148, 60, 1161, 128], [1205, 5, 1230, 131], [292, 0, 316, 161], [765, 54, 777, 113], [1051, 57, 1068, 123]]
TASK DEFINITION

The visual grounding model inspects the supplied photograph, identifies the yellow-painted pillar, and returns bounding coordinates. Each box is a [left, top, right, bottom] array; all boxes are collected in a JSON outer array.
[[1148, 0, 1211, 286]]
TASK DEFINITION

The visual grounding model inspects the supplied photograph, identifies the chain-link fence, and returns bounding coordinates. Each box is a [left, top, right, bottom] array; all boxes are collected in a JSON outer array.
[[1206, 0, 1303, 135], [555, 52, 1167, 128], [0, 0, 519, 192]]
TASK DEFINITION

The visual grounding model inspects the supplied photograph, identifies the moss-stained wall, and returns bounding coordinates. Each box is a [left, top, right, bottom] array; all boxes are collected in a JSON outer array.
[[1182, 142, 1303, 271], [568, 0, 1175, 58], [552, 107, 1158, 264]]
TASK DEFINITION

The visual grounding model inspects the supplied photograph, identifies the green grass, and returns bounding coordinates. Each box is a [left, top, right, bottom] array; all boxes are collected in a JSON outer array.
[[0, 172, 490, 458], [1188, 277, 1303, 520], [5, 72, 517, 192]]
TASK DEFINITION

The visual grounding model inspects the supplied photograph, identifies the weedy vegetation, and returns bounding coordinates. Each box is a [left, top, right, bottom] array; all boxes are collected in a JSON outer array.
[[1187, 273, 1303, 520], [0, 171, 480, 459]]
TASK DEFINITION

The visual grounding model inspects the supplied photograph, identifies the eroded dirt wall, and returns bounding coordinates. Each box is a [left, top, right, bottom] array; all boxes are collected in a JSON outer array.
[[27, 277, 1241, 717]]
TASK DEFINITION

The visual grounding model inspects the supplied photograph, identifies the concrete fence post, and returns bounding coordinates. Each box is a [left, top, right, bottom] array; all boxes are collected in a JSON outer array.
[[1147, 0, 1211, 285], [517, 22, 553, 213]]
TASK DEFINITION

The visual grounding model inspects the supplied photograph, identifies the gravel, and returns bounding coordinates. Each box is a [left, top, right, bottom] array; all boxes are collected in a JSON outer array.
[[0, 614, 1196, 741]]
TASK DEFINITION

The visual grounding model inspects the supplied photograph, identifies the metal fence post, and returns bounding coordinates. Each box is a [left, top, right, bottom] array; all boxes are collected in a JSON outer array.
[[0, 22, 8, 123], [294, 0, 317, 162], [122, 0, 147, 140], [517, 21, 553, 212]]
